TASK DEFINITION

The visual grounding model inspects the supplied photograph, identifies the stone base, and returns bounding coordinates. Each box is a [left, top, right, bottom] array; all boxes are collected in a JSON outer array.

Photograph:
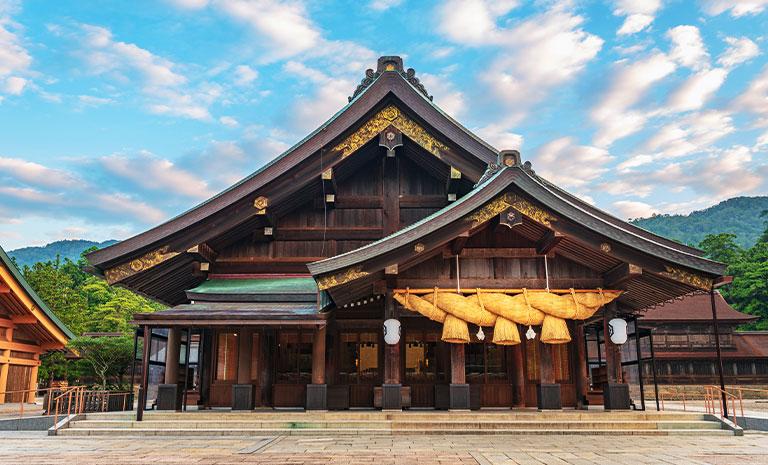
[[306, 384, 327, 410], [232, 384, 254, 411], [449, 383, 470, 410], [381, 384, 402, 410], [603, 382, 631, 410], [156, 384, 181, 411], [536, 383, 562, 410]]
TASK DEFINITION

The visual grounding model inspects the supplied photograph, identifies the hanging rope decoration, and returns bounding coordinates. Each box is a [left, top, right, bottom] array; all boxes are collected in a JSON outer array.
[[395, 287, 620, 345]]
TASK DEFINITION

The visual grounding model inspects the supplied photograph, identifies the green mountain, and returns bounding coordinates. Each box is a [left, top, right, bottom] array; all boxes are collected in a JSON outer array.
[[8, 239, 118, 268], [630, 196, 768, 248]]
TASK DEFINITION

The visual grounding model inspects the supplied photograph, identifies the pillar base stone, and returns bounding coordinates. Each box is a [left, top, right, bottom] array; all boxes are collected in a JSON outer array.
[[306, 384, 327, 410], [232, 384, 254, 411], [156, 384, 181, 411], [449, 383, 470, 410], [603, 382, 631, 410], [536, 383, 562, 410]]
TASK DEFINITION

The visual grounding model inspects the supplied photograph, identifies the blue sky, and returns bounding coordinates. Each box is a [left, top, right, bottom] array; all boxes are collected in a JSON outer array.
[[0, 0, 767, 250]]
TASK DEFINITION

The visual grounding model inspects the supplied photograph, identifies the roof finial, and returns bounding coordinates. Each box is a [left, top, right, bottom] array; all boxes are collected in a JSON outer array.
[[349, 56, 433, 102]]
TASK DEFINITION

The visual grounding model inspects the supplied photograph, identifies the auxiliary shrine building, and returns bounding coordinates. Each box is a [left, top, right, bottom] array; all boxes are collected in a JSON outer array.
[[86, 57, 728, 413]]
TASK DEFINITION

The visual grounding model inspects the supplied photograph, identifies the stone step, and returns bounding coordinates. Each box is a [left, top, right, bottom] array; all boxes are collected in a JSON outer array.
[[70, 419, 722, 431], [58, 427, 733, 437]]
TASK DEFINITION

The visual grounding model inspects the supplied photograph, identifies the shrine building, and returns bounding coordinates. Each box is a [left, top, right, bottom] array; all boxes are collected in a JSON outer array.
[[86, 56, 728, 414]]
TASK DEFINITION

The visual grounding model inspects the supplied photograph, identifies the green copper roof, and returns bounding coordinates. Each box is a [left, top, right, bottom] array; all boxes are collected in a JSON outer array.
[[0, 245, 75, 340], [189, 278, 318, 295]]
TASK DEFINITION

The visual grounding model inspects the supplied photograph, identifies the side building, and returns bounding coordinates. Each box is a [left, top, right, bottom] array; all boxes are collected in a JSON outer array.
[[0, 245, 74, 403]]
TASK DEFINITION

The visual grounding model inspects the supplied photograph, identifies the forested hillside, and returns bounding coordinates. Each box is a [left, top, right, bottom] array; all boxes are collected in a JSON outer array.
[[630, 197, 768, 248], [9, 239, 118, 268]]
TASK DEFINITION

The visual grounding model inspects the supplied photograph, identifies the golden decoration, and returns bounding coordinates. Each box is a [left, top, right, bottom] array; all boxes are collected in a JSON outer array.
[[317, 266, 370, 290], [253, 196, 268, 215], [332, 105, 449, 159], [414, 243, 425, 253], [600, 243, 612, 253], [104, 246, 180, 284], [468, 193, 556, 228], [661, 266, 713, 291]]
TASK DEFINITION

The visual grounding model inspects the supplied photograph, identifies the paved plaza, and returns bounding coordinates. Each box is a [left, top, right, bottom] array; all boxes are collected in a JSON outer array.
[[2, 431, 768, 465]]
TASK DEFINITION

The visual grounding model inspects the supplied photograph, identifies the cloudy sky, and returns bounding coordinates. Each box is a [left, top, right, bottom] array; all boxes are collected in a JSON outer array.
[[0, 0, 767, 249]]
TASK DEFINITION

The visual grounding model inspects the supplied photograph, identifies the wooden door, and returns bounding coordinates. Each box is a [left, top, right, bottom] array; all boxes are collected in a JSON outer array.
[[210, 331, 237, 407], [6, 365, 32, 403]]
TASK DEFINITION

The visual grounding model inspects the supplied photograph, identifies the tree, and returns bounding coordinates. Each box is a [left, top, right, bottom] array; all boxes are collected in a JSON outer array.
[[69, 336, 135, 390], [698, 233, 743, 266]]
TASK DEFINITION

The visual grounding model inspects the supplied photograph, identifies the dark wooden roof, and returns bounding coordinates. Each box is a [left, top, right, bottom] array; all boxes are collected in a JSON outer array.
[[86, 56, 497, 274], [639, 292, 756, 323], [132, 302, 327, 327]]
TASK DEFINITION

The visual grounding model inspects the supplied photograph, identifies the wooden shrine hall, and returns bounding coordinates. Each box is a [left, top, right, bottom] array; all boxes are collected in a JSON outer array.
[[86, 56, 728, 415]]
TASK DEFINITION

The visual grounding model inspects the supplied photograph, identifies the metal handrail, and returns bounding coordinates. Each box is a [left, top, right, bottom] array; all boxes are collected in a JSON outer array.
[[705, 385, 751, 427], [659, 385, 688, 411]]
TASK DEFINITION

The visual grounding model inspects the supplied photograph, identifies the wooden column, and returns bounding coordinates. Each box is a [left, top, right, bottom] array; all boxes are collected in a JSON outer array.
[[237, 328, 253, 384], [511, 342, 526, 408], [383, 291, 400, 385], [0, 326, 12, 403], [137, 325, 151, 421], [27, 354, 40, 404], [573, 321, 588, 409], [450, 344, 465, 384], [382, 152, 400, 235], [538, 340, 554, 384], [603, 303, 621, 383], [165, 328, 181, 384], [311, 325, 327, 385]]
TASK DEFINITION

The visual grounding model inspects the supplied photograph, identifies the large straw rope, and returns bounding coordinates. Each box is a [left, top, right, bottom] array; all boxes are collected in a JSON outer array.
[[395, 287, 621, 345]]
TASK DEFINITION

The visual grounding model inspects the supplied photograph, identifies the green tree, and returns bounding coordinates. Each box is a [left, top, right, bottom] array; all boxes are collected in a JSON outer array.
[[698, 233, 743, 265], [69, 336, 135, 390]]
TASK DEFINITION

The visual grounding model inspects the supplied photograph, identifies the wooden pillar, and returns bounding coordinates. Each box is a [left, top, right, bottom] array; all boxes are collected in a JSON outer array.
[[573, 321, 588, 409], [311, 325, 327, 385], [137, 325, 151, 421], [383, 291, 400, 385], [450, 344, 466, 384], [538, 340, 554, 384], [0, 326, 12, 404], [165, 328, 181, 384], [27, 354, 40, 404], [199, 329, 213, 408], [603, 303, 621, 383], [237, 328, 253, 385], [511, 342, 526, 408]]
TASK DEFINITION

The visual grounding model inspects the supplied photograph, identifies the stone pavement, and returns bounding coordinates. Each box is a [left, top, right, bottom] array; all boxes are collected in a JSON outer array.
[[1, 431, 768, 465]]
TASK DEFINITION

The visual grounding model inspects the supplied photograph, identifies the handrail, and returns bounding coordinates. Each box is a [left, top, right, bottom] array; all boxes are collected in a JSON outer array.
[[704, 385, 757, 427], [0, 386, 84, 419]]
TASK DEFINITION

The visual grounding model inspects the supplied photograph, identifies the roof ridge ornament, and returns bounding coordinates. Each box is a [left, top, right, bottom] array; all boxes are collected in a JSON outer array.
[[349, 56, 433, 102]]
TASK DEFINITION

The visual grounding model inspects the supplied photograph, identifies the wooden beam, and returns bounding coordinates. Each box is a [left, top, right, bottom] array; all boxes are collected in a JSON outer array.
[[383, 155, 400, 236], [603, 263, 643, 288], [0, 318, 14, 328], [0, 339, 42, 354], [442, 247, 542, 259], [0, 356, 41, 367], [186, 243, 217, 263], [10, 314, 38, 325], [274, 228, 383, 241], [449, 231, 470, 256], [536, 230, 564, 255], [0, 282, 9, 293], [446, 167, 461, 203]]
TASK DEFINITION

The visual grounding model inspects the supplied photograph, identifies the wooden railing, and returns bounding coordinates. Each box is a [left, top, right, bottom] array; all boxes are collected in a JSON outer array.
[[1, 386, 132, 423], [657, 385, 759, 427], [0, 386, 84, 419]]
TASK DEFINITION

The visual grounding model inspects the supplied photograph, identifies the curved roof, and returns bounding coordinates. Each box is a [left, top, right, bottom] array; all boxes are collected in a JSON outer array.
[[308, 165, 726, 279], [87, 56, 498, 271]]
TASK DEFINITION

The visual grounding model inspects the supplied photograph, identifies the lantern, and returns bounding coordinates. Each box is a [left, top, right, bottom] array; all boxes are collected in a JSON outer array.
[[608, 318, 628, 345], [383, 318, 401, 345]]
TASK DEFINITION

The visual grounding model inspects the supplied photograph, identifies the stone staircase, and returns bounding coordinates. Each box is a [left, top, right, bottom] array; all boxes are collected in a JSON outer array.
[[57, 410, 735, 436]]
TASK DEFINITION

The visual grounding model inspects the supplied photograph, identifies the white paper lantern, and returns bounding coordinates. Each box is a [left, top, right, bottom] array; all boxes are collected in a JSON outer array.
[[608, 318, 628, 345], [383, 319, 401, 345]]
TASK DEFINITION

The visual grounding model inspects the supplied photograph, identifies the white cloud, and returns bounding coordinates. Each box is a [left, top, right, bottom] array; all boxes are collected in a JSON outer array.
[[219, 115, 239, 127], [591, 53, 676, 147], [78, 24, 218, 121], [532, 137, 613, 189], [167, 0, 209, 8], [78, 94, 114, 106], [436, 0, 519, 45], [418, 73, 465, 118], [0, 157, 78, 188], [667, 25, 709, 71], [598, 179, 654, 198], [100, 151, 216, 200], [474, 124, 524, 150], [0, 3, 31, 98], [612, 200, 658, 219], [718, 37, 760, 68], [639, 110, 735, 161], [233, 64, 258, 86], [734, 64, 768, 117], [216, 0, 321, 62], [472, 4, 603, 125], [95, 193, 166, 224], [701, 0, 768, 17], [282, 60, 352, 132], [612, 0, 662, 35], [369, 0, 403, 11], [666, 67, 728, 112]]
